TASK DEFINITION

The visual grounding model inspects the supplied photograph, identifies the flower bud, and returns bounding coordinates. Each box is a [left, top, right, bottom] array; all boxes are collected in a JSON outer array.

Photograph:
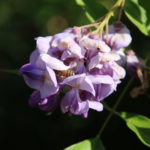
[[104, 22, 132, 50]]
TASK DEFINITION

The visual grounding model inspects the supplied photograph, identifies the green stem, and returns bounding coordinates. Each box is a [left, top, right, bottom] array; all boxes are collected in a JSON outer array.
[[103, 102, 120, 117], [78, 0, 125, 32], [118, 0, 125, 21], [0, 69, 19, 75], [96, 0, 125, 33], [96, 78, 134, 138]]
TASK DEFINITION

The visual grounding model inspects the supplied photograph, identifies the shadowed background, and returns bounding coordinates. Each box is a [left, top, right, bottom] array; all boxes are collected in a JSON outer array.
[[0, 0, 150, 149]]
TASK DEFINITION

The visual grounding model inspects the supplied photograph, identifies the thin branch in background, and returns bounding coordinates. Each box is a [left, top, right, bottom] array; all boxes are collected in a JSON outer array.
[[96, 78, 134, 138]]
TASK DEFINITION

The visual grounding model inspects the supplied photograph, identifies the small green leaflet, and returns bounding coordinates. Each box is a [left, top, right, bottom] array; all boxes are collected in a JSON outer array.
[[121, 112, 150, 147], [124, 0, 150, 36], [64, 138, 105, 150]]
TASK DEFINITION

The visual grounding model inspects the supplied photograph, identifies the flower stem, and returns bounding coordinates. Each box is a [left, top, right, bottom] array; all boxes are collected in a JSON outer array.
[[95, 0, 125, 34], [96, 78, 134, 138], [118, 0, 126, 21], [79, 0, 125, 32]]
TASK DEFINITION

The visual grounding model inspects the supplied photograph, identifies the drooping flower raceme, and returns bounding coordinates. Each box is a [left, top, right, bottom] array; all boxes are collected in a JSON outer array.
[[20, 22, 130, 117]]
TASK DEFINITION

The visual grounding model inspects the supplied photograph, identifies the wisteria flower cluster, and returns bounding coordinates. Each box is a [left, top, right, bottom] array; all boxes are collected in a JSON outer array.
[[20, 22, 134, 117]]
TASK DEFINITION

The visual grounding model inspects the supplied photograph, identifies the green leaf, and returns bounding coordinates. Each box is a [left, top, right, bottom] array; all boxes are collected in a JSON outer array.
[[96, 0, 114, 10], [75, 0, 85, 6], [74, 0, 95, 23], [124, 0, 150, 36], [64, 138, 105, 150], [0, 69, 19, 75], [74, 0, 107, 23], [121, 112, 150, 147]]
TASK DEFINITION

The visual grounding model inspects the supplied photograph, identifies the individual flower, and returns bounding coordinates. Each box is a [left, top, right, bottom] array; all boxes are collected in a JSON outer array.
[[126, 49, 144, 78], [126, 50, 148, 98], [60, 74, 103, 117], [104, 22, 132, 50], [80, 36, 111, 53], [113, 48, 126, 66], [88, 51, 126, 101], [29, 91, 59, 112], [88, 74, 116, 101], [19, 59, 59, 98], [35, 36, 52, 54]]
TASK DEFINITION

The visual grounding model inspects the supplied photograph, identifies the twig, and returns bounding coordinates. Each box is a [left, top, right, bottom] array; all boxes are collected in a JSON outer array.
[[96, 78, 134, 138]]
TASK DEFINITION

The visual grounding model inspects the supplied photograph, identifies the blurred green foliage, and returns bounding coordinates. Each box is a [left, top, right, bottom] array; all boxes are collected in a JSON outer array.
[[0, 0, 150, 150]]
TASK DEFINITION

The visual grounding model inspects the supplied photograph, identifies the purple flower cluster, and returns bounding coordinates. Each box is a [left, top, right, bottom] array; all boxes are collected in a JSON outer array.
[[20, 22, 132, 117]]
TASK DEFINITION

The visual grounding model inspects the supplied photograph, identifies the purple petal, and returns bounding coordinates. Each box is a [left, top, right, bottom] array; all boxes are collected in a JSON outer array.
[[35, 36, 52, 53], [30, 50, 40, 64], [110, 62, 126, 79], [61, 89, 89, 115], [75, 61, 86, 74], [61, 89, 75, 113], [20, 64, 43, 89], [68, 42, 85, 58], [60, 73, 86, 87], [104, 23, 132, 50], [20, 63, 44, 80], [40, 54, 70, 70], [22, 75, 43, 90], [28, 91, 41, 107], [29, 91, 59, 112], [109, 33, 132, 50], [40, 67, 59, 98], [95, 84, 115, 101], [46, 66, 57, 87], [38, 94, 59, 112], [100, 52, 120, 62], [88, 52, 121, 71], [61, 50, 72, 61], [88, 100, 103, 111], [71, 100, 89, 115], [88, 75, 114, 84], [80, 76, 95, 96], [80, 37, 111, 52], [61, 74, 95, 96], [51, 32, 74, 48], [88, 54, 101, 70]]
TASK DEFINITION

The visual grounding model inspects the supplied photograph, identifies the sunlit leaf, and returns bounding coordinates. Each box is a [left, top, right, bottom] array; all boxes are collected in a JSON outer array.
[[64, 138, 105, 150], [75, 0, 85, 6], [121, 112, 150, 147], [124, 0, 150, 36]]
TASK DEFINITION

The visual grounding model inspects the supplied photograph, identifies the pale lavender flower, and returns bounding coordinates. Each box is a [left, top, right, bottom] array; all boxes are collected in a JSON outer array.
[[60, 74, 103, 116], [20, 62, 59, 98], [35, 36, 52, 54], [80, 37, 111, 53], [88, 74, 116, 101], [88, 51, 126, 101], [88, 52, 120, 71], [104, 22, 132, 50]]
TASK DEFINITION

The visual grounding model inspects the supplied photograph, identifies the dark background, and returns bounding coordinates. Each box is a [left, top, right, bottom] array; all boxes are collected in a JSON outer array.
[[0, 0, 150, 149]]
